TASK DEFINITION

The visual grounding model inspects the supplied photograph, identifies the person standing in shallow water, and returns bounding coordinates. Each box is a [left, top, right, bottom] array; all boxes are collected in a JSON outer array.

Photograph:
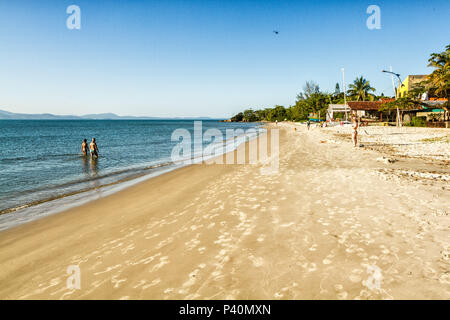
[[81, 139, 89, 156], [89, 138, 99, 159]]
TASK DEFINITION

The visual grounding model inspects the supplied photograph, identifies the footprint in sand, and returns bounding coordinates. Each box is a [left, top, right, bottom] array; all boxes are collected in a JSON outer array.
[[144, 232, 160, 240], [337, 291, 348, 299], [121, 243, 135, 255], [183, 269, 200, 287], [185, 237, 201, 251], [307, 263, 317, 272], [280, 222, 294, 228], [156, 237, 174, 249], [322, 258, 332, 265], [212, 272, 225, 282], [248, 255, 264, 267], [151, 256, 169, 272], [322, 253, 334, 265], [333, 284, 348, 300], [257, 235, 265, 242], [274, 292, 284, 299], [439, 274, 450, 285], [334, 284, 343, 291], [349, 274, 362, 283], [94, 264, 121, 275], [111, 275, 127, 288], [198, 247, 206, 254]]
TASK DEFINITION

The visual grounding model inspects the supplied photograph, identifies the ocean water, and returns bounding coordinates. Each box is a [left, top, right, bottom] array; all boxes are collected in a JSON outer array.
[[0, 120, 261, 216]]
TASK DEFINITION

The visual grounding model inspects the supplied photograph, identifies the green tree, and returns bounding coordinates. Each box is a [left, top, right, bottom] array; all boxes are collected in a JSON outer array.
[[347, 76, 376, 101], [255, 109, 267, 121], [267, 105, 287, 122], [303, 81, 320, 99], [426, 44, 449, 119], [230, 112, 243, 122], [382, 97, 422, 112], [242, 109, 258, 122], [335, 83, 341, 95]]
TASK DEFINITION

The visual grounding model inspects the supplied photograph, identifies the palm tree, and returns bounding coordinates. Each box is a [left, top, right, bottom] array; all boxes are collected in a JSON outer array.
[[426, 44, 449, 120], [347, 76, 376, 101]]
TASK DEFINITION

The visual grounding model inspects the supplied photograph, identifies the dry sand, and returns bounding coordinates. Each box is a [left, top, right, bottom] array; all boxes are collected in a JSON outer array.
[[0, 123, 448, 300]]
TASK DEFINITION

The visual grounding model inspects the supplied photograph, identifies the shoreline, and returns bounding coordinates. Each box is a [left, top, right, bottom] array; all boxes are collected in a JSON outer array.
[[0, 127, 265, 231], [0, 124, 448, 299], [0, 161, 176, 216]]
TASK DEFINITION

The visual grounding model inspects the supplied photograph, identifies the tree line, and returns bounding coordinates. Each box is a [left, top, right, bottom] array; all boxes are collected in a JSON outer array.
[[231, 44, 449, 122], [230, 78, 384, 122]]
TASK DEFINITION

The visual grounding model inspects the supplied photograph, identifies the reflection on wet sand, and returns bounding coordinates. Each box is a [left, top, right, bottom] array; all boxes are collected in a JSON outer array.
[[89, 157, 103, 197]]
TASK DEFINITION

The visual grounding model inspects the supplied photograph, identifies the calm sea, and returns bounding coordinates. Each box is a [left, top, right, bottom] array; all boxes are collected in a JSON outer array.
[[0, 120, 260, 217]]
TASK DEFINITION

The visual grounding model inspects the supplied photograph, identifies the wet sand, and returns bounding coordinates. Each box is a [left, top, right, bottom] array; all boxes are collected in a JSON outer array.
[[0, 124, 448, 299]]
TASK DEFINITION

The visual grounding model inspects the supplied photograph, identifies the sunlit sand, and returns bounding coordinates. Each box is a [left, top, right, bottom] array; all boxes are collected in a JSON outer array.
[[0, 124, 448, 300]]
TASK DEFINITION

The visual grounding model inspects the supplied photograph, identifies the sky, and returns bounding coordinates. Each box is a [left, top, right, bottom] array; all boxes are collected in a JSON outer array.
[[0, 0, 449, 118]]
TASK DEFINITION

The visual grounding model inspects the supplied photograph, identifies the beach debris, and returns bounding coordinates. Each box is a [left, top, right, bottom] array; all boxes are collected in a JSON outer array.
[[398, 170, 449, 181], [376, 157, 397, 164]]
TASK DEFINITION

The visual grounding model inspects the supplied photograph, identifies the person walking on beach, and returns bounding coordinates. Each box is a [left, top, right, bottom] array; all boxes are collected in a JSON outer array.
[[81, 139, 89, 156], [89, 138, 99, 159], [352, 117, 359, 147], [307, 119, 311, 130]]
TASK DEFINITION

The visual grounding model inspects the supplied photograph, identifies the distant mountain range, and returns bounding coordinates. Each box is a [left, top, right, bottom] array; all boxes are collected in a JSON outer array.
[[0, 109, 219, 120]]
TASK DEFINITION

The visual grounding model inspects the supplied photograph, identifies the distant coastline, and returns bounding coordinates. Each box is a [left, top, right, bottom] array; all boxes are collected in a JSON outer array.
[[0, 109, 222, 121]]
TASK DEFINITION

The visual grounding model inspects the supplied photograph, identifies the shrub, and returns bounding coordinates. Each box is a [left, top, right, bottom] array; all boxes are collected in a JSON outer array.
[[406, 116, 427, 127]]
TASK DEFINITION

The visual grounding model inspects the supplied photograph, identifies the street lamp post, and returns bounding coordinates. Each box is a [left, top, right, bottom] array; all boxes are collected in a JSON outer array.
[[382, 69, 403, 127]]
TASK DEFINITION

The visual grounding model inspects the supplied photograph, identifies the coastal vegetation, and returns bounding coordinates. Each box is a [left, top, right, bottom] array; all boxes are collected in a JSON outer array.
[[230, 78, 386, 122], [231, 44, 449, 123]]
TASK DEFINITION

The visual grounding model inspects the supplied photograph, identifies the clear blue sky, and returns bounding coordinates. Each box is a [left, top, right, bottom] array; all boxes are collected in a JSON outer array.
[[0, 0, 448, 118]]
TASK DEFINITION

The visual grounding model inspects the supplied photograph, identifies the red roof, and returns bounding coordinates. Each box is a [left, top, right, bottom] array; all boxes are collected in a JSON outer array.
[[347, 101, 388, 111]]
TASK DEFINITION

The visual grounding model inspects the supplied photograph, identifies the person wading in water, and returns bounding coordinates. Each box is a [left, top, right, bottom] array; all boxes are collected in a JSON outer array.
[[81, 139, 89, 156], [89, 138, 99, 159]]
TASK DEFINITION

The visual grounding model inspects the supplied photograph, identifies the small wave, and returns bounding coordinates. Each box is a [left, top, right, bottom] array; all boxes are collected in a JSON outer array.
[[0, 153, 81, 164], [6, 160, 175, 197]]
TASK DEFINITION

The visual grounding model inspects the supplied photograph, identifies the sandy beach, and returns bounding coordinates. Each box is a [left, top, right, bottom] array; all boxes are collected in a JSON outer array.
[[0, 124, 448, 300]]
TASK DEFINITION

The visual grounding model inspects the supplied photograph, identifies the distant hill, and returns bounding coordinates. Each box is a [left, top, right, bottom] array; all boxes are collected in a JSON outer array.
[[0, 109, 219, 120], [0, 109, 80, 120]]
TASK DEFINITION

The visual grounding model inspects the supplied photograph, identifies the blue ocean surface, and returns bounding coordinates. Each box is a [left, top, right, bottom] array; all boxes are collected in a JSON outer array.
[[0, 120, 261, 215]]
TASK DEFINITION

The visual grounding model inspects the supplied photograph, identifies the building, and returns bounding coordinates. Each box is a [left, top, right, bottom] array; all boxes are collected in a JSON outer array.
[[326, 104, 351, 121], [327, 100, 396, 123], [346, 100, 396, 122], [396, 75, 427, 98], [346, 98, 447, 124], [417, 100, 448, 121]]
